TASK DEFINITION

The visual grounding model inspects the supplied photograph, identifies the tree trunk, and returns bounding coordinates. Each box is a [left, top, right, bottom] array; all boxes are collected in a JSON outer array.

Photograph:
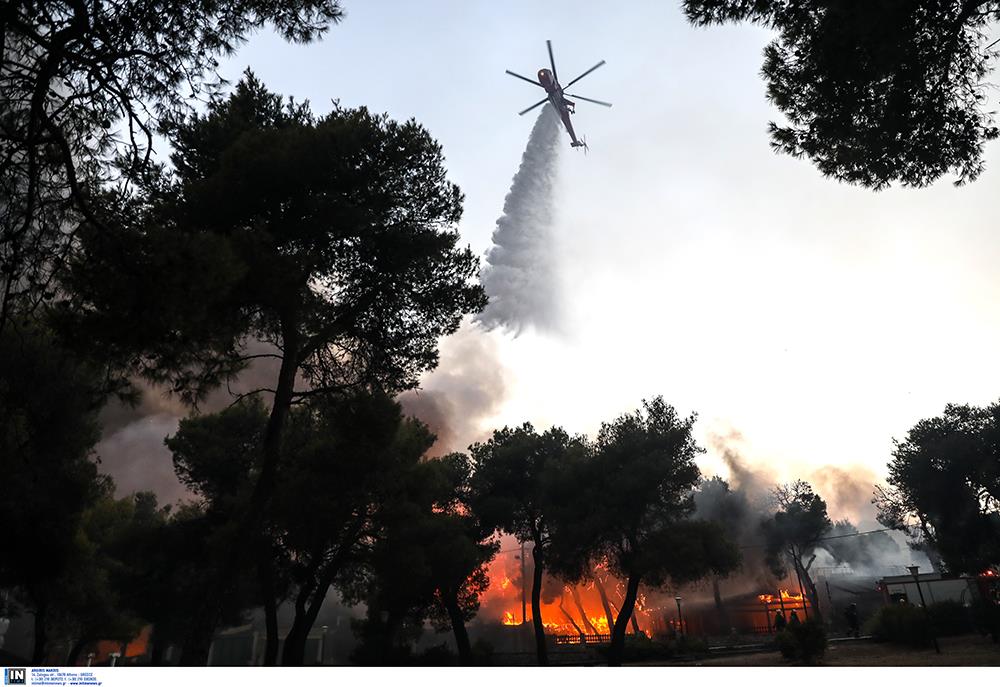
[[571, 586, 599, 635], [259, 554, 279, 666], [281, 585, 313, 667], [281, 528, 359, 666], [182, 324, 301, 665], [557, 593, 585, 638], [149, 627, 167, 666], [66, 637, 88, 666], [712, 577, 730, 634], [31, 600, 47, 665], [607, 573, 641, 667], [791, 552, 823, 624], [263, 590, 279, 666], [594, 577, 615, 634], [443, 591, 472, 665], [530, 542, 548, 666]]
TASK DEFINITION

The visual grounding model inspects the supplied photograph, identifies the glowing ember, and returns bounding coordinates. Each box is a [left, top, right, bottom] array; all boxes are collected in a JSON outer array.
[[500, 576, 512, 590], [757, 589, 806, 604]]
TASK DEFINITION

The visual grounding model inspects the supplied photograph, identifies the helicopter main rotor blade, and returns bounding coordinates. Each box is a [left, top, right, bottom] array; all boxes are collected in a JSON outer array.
[[563, 60, 606, 90], [547, 39, 559, 83], [518, 98, 549, 116], [565, 93, 613, 108], [506, 69, 543, 87]]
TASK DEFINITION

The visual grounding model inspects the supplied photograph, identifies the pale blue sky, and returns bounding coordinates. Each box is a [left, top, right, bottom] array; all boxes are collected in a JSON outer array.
[[211, 0, 1000, 518]]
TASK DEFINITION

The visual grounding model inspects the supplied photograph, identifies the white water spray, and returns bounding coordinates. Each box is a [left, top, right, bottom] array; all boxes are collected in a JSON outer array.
[[477, 104, 562, 335]]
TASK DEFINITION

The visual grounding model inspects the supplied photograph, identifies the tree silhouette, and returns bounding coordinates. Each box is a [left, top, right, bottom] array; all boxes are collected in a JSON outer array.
[[165, 398, 286, 663], [875, 401, 1000, 573], [694, 476, 755, 631], [347, 452, 498, 665], [1, 1, 345, 329], [60, 74, 485, 663], [468, 424, 583, 666], [0, 325, 107, 663], [762, 480, 831, 621], [684, 1, 1000, 189], [273, 394, 431, 666], [551, 398, 740, 666], [48, 491, 163, 666]]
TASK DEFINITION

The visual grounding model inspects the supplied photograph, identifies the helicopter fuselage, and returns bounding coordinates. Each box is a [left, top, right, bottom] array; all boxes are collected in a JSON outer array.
[[537, 68, 584, 147]]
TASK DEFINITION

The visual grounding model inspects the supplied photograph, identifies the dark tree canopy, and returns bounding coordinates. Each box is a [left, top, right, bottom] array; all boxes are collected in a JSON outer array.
[[468, 423, 584, 666], [761, 480, 831, 620], [349, 452, 498, 666], [63, 74, 485, 404], [875, 401, 1000, 573], [58, 75, 483, 663], [61, 70, 481, 666], [684, 1, 1000, 189], [0, 1, 345, 328], [552, 397, 739, 666], [0, 325, 104, 594]]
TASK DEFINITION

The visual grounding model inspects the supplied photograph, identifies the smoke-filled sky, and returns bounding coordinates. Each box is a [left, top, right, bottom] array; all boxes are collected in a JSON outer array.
[[107, 1, 1000, 509]]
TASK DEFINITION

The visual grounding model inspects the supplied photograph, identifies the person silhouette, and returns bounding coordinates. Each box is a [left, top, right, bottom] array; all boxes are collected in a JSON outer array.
[[845, 603, 860, 638], [789, 610, 801, 626], [773, 610, 787, 632]]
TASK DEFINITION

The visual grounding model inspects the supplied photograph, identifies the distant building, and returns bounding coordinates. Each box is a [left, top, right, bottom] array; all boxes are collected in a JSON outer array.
[[878, 571, 989, 607]]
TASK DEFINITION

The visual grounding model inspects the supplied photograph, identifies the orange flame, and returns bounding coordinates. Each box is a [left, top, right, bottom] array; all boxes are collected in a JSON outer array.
[[757, 589, 806, 604], [482, 542, 653, 636]]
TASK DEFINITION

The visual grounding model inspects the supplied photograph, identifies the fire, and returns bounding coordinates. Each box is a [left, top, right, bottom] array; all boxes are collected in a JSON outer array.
[[481, 539, 654, 636], [757, 589, 806, 604]]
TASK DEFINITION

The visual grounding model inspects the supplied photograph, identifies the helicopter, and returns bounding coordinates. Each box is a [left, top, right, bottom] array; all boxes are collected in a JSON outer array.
[[506, 40, 611, 150]]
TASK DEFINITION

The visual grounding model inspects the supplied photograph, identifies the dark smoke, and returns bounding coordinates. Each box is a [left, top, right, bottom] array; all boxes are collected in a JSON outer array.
[[702, 428, 926, 577], [398, 322, 508, 456], [96, 341, 285, 504], [707, 429, 776, 503]]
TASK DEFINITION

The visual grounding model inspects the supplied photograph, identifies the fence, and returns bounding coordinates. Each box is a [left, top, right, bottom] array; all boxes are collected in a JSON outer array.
[[552, 633, 612, 645]]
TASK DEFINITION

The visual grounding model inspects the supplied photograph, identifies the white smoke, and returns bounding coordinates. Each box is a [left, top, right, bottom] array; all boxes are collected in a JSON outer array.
[[477, 104, 562, 335]]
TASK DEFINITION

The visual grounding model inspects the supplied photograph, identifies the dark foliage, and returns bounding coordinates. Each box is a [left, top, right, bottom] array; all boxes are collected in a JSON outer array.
[[550, 397, 740, 666], [865, 603, 934, 647], [58, 74, 484, 663], [1, 1, 345, 328], [0, 325, 107, 663], [875, 401, 1000, 574], [776, 619, 827, 663], [927, 599, 975, 636], [684, 1, 1000, 189], [346, 450, 498, 666], [468, 423, 584, 665], [762, 480, 831, 620]]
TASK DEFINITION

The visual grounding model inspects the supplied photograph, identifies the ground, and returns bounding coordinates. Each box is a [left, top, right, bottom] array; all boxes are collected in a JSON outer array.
[[636, 635, 1000, 667]]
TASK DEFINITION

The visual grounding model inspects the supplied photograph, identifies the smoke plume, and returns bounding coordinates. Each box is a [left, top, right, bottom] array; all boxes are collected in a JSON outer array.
[[398, 322, 508, 455], [477, 104, 562, 335], [96, 341, 285, 504]]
